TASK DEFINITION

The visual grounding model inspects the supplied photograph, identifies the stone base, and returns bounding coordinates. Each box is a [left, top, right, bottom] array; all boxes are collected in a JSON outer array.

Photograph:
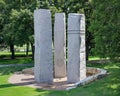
[[8, 67, 107, 90]]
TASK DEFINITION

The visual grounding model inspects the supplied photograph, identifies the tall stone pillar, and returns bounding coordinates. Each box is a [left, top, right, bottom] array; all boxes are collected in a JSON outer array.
[[80, 14, 86, 80], [34, 9, 53, 83], [54, 13, 66, 78], [67, 14, 86, 83]]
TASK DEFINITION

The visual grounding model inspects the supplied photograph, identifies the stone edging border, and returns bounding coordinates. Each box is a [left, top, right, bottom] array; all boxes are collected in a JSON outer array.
[[66, 67, 107, 90]]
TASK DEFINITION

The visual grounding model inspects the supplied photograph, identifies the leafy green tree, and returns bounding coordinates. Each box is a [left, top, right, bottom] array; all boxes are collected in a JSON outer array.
[[90, 0, 120, 61], [84, 1, 94, 60], [2, 9, 34, 59], [1, 0, 38, 59], [48, 0, 94, 60], [1, 0, 94, 60], [0, 0, 5, 44]]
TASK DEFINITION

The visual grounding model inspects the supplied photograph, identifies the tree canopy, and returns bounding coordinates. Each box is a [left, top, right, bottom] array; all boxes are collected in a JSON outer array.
[[0, 0, 119, 61], [90, 0, 120, 61]]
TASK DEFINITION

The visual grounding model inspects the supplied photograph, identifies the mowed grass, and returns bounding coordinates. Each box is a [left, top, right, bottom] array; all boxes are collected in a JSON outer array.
[[89, 56, 100, 60], [0, 58, 33, 65], [0, 62, 120, 96], [0, 52, 33, 65], [0, 51, 32, 55]]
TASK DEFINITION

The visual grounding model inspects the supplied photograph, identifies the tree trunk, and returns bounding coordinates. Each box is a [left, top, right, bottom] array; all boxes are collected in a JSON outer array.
[[10, 44, 15, 59], [85, 31, 94, 61], [30, 43, 34, 60], [86, 44, 89, 61], [26, 43, 29, 56]]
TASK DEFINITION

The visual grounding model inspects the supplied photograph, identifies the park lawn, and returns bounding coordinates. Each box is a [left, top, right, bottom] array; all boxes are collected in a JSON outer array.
[[0, 62, 120, 96], [0, 58, 33, 65], [0, 52, 32, 55], [88, 56, 100, 60], [0, 55, 101, 65], [0, 51, 33, 65]]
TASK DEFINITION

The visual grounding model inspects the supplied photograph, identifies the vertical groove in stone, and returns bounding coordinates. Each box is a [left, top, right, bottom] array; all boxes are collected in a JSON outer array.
[[54, 13, 66, 78], [34, 9, 53, 83]]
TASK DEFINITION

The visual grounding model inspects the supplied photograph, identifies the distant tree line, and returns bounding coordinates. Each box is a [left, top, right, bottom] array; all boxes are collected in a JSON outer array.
[[0, 0, 119, 61]]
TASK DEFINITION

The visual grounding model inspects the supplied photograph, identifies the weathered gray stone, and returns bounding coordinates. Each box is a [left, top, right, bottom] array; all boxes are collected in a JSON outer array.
[[54, 13, 66, 78], [34, 9, 53, 83], [67, 14, 86, 83], [80, 14, 86, 80], [67, 13, 81, 83], [22, 68, 34, 75]]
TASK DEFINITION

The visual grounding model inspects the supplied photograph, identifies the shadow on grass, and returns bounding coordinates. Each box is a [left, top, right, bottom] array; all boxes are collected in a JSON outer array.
[[34, 62, 120, 96], [0, 62, 119, 96], [0, 83, 17, 89], [79, 62, 120, 96], [35, 88, 68, 96]]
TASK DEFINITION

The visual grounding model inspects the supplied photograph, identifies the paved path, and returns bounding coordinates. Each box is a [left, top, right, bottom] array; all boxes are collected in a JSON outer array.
[[0, 64, 34, 68]]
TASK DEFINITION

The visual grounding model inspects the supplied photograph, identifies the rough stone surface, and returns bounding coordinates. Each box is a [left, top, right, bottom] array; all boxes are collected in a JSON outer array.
[[67, 14, 81, 83], [80, 14, 86, 80], [54, 13, 66, 78], [34, 9, 53, 83], [67, 14, 86, 83], [22, 67, 34, 75]]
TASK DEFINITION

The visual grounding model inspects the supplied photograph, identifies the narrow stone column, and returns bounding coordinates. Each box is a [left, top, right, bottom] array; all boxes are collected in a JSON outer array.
[[67, 14, 86, 83], [80, 14, 86, 80], [54, 13, 66, 78], [34, 9, 53, 83]]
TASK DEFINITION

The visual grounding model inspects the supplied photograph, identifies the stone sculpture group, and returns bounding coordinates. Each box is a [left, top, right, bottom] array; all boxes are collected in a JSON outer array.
[[34, 9, 86, 83]]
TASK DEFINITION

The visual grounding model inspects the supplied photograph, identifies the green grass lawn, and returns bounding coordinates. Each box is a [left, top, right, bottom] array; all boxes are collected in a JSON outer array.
[[89, 56, 100, 60], [0, 54, 103, 65], [0, 62, 120, 96], [0, 52, 32, 55], [0, 58, 33, 65], [0, 51, 33, 65], [0, 51, 32, 60]]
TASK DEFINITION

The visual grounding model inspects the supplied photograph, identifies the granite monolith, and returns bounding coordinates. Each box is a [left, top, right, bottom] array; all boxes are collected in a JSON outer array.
[[79, 14, 86, 80], [67, 14, 86, 83], [54, 13, 66, 78], [34, 9, 53, 83]]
